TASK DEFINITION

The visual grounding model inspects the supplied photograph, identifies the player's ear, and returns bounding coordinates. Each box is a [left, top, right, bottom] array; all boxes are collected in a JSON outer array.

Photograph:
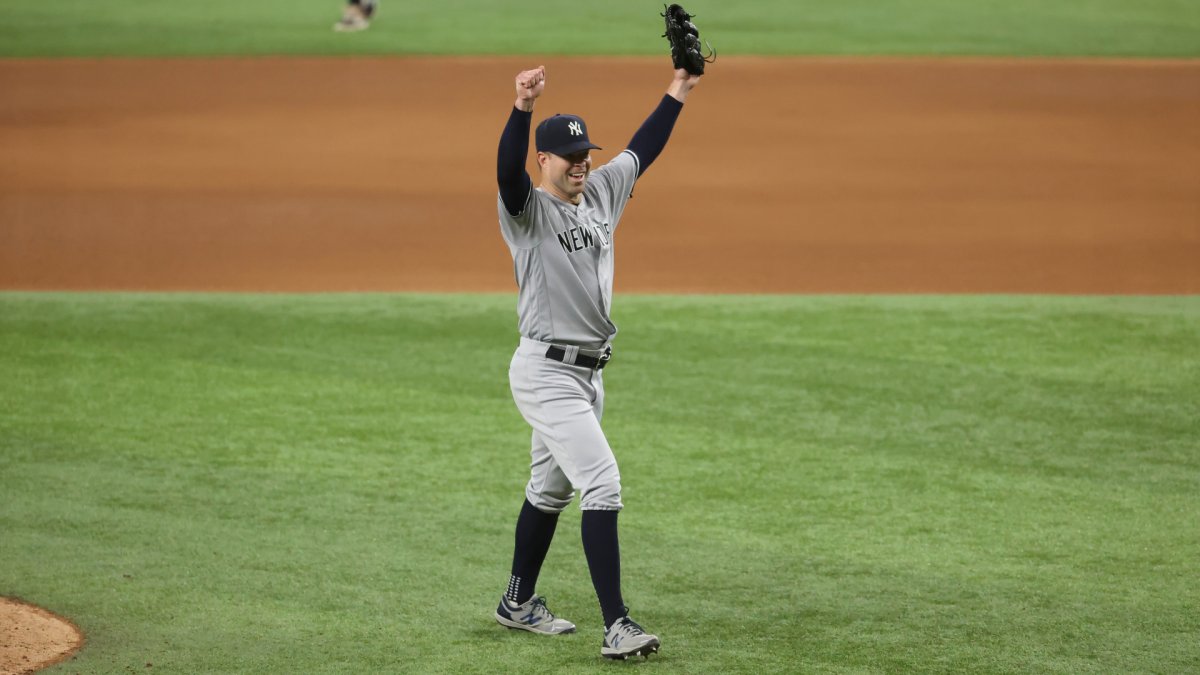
[[536, 152, 548, 171]]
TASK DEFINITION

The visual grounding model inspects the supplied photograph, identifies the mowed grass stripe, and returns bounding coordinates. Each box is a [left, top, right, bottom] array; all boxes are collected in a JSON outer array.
[[1, 0, 1198, 57], [1, 293, 1197, 673]]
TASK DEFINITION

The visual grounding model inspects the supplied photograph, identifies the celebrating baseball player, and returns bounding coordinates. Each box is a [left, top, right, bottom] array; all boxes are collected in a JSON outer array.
[[491, 7, 710, 661]]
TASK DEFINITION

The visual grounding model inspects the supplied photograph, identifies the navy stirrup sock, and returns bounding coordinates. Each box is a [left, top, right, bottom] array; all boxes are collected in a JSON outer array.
[[581, 509, 626, 629], [506, 499, 560, 605]]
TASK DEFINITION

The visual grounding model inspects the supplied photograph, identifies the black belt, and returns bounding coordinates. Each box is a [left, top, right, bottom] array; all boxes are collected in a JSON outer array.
[[545, 345, 613, 370]]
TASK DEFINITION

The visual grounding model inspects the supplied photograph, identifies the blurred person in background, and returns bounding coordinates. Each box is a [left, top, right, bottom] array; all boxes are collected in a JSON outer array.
[[333, 0, 377, 32]]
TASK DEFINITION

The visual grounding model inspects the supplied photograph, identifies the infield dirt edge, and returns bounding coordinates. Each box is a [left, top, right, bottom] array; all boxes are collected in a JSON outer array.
[[0, 597, 85, 675]]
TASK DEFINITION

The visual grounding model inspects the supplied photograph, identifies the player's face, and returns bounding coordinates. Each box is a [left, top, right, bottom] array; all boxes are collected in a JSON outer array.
[[540, 150, 592, 203]]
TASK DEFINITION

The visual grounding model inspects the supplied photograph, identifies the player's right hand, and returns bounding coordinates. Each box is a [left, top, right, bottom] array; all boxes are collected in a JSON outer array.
[[515, 66, 545, 111]]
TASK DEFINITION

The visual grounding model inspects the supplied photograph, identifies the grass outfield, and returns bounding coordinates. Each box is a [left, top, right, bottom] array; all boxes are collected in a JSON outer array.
[[1, 0, 1198, 58], [1, 292, 1197, 673]]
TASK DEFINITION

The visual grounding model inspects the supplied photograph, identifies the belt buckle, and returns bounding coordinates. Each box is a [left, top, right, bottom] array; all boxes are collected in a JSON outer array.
[[597, 345, 612, 369]]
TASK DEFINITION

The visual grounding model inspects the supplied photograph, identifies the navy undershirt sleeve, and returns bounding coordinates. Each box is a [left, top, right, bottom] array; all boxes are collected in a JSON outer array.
[[497, 106, 534, 216], [626, 95, 684, 178]]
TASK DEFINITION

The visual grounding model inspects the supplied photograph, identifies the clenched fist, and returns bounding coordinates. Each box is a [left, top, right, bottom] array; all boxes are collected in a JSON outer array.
[[514, 66, 545, 112]]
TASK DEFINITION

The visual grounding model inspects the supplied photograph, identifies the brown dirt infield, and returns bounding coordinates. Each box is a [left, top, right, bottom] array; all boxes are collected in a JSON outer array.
[[0, 598, 83, 675], [1, 56, 1197, 295]]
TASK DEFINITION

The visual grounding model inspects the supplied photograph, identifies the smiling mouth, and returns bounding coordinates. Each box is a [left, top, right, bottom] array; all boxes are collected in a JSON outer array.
[[568, 171, 586, 182]]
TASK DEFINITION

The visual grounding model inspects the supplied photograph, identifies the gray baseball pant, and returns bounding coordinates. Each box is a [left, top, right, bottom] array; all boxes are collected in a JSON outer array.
[[509, 337, 623, 513]]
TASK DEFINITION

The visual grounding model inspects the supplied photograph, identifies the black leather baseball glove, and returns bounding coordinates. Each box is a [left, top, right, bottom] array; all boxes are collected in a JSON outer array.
[[662, 3, 715, 76]]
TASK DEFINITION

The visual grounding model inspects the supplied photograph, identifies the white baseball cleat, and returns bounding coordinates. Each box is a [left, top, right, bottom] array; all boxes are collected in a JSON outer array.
[[494, 595, 576, 635], [601, 616, 660, 660], [332, 9, 370, 32]]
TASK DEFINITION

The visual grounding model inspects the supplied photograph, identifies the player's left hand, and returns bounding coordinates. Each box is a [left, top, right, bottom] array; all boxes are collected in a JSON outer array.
[[668, 67, 701, 102]]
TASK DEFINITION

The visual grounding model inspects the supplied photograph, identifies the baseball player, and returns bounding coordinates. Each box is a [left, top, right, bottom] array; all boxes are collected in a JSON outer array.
[[491, 64, 701, 660], [332, 0, 377, 32]]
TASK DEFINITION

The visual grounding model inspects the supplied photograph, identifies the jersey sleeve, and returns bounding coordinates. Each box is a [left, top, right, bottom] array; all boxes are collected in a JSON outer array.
[[498, 188, 549, 250], [587, 150, 640, 228]]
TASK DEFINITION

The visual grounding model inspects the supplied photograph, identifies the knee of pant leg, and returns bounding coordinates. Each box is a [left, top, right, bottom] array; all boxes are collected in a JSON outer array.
[[525, 484, 573, 513], [579, 479, 623, 511]]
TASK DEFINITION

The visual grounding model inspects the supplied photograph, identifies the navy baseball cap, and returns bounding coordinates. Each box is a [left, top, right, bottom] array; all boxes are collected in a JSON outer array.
[[535, 114, 602, 156]]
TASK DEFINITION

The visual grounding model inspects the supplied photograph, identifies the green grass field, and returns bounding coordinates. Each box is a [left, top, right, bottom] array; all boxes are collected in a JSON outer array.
[[1, 0, 1198, 57], [2, 293, 1197, 673]]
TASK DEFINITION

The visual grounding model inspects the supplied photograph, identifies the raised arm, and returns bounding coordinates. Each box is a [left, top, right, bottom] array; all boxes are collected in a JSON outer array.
[[497, 66, 545, 216], [626, 69, 701, 178]]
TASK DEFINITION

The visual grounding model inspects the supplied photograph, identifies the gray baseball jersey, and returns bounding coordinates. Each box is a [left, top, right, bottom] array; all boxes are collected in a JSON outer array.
[[497, 150, 641, 349]]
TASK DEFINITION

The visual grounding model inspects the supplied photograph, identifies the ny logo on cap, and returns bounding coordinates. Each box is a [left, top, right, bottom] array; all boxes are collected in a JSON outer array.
[[568, 121, 583, 136]]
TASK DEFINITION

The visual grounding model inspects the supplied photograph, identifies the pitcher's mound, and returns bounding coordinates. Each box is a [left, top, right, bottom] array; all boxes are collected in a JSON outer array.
[[0, 598, 83, 675]]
